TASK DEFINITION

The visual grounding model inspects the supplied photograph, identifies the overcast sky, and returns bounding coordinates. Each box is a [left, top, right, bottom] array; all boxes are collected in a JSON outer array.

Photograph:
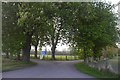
[[106, 0, 119, 4]]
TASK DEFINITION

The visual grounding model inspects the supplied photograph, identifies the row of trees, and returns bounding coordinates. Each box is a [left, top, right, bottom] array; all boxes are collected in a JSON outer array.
[[2, 2, 119, 62]]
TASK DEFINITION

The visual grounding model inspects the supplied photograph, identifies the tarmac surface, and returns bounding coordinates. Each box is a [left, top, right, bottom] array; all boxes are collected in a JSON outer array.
[[3, 59, 95, 78]]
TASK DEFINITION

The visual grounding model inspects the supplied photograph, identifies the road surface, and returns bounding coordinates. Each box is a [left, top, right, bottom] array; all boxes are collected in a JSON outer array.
[[3, 59, 95, 78]]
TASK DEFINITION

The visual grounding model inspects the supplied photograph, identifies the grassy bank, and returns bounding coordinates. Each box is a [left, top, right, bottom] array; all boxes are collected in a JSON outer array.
[[2, 58, 37, 72], [75, 62, 119, 79]]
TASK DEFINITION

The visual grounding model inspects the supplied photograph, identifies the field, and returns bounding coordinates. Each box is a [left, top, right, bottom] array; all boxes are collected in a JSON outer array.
[[30, 54, 80, 60]]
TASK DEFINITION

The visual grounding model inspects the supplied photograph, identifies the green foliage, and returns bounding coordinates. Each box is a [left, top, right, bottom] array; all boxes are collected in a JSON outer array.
[[69, 2, 118, 60], [2, 2, 24, 56], [2, 2, 119, 61]]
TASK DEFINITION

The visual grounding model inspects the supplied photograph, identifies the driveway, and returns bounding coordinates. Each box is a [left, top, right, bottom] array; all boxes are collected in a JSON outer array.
[[3, 59, 94, 78]]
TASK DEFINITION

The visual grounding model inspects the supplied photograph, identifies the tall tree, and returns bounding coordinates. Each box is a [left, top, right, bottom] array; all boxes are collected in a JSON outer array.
[[70, 2, 118, 62], [43, 2, 79, 60], [2, 2, 23, 60], [18, 3, 48, 62]]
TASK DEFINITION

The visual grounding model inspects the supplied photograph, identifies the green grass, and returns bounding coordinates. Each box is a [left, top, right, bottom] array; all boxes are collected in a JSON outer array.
[[2, 58, 37, 72], [75, 62, 119, 79], [30, 54, 80, 61]]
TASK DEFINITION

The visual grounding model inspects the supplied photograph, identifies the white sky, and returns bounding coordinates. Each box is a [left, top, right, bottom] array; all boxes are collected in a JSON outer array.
[[109, 0, 119, 7], [105, 0, 119, 13], [106, 0, 119, 4]]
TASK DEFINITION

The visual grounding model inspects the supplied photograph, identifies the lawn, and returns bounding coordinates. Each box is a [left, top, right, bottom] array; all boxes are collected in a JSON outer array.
[[2, 58, 37, 72], [75, 62, 119, 79], [30, 54, 80, 61]]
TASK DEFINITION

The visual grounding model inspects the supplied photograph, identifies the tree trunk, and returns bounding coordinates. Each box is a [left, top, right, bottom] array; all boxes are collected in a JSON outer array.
[[93, 47, 97, 61], [66, 56, 67, 60], [83, 47, 87, 62], [34, 35, 39, 58], [34, 45, 37, 58], [6, 52, 9, 58], [22, 32, 32, 62], [51, 18, 62, 60], [17, 52, 20, 60], [51, 46, 56, 60]]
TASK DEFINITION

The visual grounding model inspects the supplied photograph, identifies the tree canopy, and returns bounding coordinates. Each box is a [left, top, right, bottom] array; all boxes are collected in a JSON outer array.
[[2, 2, 119, 62]]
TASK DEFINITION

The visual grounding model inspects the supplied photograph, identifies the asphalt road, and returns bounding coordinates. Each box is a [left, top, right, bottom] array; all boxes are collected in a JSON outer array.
[[3, 59, 95, 78]]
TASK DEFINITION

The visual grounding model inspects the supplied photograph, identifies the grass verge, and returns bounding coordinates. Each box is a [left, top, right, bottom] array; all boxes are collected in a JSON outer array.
[[2, 58, 37, 72], [75, 62, 119, 79]]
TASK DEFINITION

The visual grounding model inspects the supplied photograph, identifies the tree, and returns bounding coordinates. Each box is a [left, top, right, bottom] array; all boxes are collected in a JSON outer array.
[[5, 2, 118, 62], [17, 2, 82, 60], [70, 2, 118, 62], [91, 2, 118, 60], [42, 2, 80, 60], [2, 2, 23, 60], [18, 3, 48, 62]]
